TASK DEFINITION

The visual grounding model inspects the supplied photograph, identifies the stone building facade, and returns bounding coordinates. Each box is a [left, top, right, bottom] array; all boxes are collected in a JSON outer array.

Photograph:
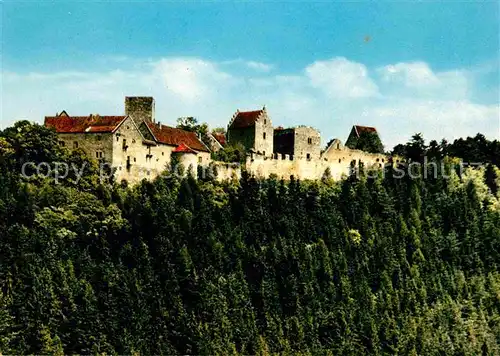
[[45, 97, 210, 184], [273, 126, 321, 160], [44, 96, 392, 184], [227, 107, 273, 156]]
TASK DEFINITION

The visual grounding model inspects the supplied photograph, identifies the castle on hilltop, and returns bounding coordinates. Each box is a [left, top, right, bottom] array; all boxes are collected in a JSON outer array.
[[44, 96, 391, 183]]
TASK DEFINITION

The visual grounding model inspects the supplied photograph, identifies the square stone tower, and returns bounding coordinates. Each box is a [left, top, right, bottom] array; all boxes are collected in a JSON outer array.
[[125, 96, 155, 127], [227, 106, 273, 156]]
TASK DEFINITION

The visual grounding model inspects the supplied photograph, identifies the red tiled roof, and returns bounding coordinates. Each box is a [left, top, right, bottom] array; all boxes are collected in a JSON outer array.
[[45, 114, 126, 133], [354, 125, 377, 137], [173, 143, 197, 154], [146, 122, 209, 152], [212, 133, 226, 146], [229, 110, 263, 129]]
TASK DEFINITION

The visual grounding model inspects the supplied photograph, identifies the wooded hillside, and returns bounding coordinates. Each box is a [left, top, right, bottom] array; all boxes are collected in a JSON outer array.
[[1, 122, 500, 355]]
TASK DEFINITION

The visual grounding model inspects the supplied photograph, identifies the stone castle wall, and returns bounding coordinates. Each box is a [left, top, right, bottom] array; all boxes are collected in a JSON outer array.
[[292, 126, 321, 160], [57, 132, 114, 161], [212, 162, 242, 181], [212, 147, 390, 182]]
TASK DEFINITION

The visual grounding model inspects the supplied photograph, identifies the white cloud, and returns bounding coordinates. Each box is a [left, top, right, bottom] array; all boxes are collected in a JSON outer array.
[[305, 57, 379, 98], [377, 61, 469, 100], [245, 61, 274, 72], [1, 56, 498, 150], [153, 58, 235, 101], [379, 61, 440, 88], [367, 99, 498, 147]]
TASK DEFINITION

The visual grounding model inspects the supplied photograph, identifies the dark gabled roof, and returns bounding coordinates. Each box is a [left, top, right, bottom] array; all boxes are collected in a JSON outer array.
[[353, 125, 378, 137], [146, 122, 209, 152], [229, 109, 264, 129], [44, 114, 126, 133]]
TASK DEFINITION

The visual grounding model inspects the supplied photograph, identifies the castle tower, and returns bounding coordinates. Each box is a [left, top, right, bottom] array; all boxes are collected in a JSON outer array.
[[125, 96, 155, 126]]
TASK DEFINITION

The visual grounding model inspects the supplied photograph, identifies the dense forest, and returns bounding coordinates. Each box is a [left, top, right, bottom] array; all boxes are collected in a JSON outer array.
[[1, 121, 500, 355]]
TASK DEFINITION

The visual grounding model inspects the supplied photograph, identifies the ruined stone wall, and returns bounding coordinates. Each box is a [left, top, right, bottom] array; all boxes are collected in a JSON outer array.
[[244, 154, 335, 180], [210, 162, 242, 181], [292, 126, 321, 160], [211, 145, 390, 182], [321, 145, 387, 168], [273, 129, 295, 155]]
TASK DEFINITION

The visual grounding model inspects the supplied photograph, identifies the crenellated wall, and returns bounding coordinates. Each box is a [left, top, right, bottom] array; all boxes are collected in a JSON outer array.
[[212, 146, 392, 182]]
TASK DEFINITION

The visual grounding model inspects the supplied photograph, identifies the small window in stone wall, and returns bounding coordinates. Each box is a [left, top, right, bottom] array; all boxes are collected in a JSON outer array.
[[306, 153, 311, 160], [263, 132, 266, 140], [134, 157, 136, 162], [308, 138, 312, 144], [339, 159, 341, 163], [264, 119, 267, 125], [97, 135, 102, 141], [73, 141, 79, 149], [96, 151, 103, 159], [162, 152, 164, 156], [198, 156, 202, 163], [59, 141, 65, 147]]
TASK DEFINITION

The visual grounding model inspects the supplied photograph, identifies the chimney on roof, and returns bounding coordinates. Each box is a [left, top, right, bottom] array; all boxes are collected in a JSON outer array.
[[125, 96, 155, 127]]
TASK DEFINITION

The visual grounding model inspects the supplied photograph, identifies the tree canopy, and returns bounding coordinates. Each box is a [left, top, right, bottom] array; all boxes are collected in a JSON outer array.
[[346, 131, 385, 154], [1, 122, 500, 354]]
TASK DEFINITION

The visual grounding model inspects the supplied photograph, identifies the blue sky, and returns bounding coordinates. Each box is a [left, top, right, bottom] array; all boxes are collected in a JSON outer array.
[[2, 1, 499, 148]]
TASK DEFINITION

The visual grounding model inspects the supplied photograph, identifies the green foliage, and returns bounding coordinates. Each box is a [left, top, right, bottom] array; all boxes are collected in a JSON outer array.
[[212, 127, 226, 135], [393, 133, 500, 167], [1, 121, 500, 354], [346, 131, 384, 154], [176, 116, 208, 135], [212, 142, 247, 163]]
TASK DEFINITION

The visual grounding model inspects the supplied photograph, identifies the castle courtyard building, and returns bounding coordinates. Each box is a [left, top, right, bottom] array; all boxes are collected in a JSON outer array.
[[227, 107, 273, 156], [273, 126, 321, 160], [44, 97, 210, 183]]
